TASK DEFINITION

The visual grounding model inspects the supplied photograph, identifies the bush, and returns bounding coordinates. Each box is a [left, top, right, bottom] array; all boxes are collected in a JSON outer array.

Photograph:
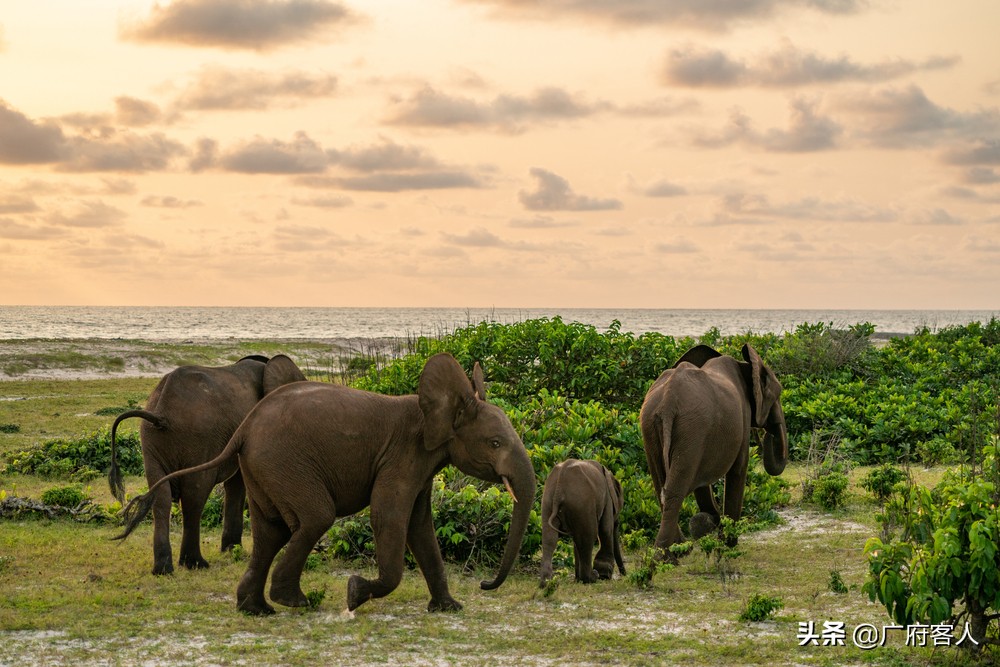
[[3, 428, 143, 481], [864, 439, 1000, 649], [739, 593, 783, 622], [860, 464, 907, 504], [40, 485, 88, 508]]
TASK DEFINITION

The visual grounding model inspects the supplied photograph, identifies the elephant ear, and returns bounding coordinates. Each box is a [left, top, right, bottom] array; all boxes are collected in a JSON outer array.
[[673, 344, 722, 369], [262, 354, 307, 395], [741, 344, 770, 428], [472, 362, 486, 400], [418, 353, 479, 451]]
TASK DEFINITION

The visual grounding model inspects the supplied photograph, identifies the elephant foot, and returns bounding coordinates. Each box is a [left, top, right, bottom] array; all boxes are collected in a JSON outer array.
[[427, 595, 462, 612], [347, 575, 373, 611], [151, 561, 174, 576], [269, 582, 308, 608], [179, 555, 210, 570], [689, 512, 719, 540], [237, 595, 275, 616]]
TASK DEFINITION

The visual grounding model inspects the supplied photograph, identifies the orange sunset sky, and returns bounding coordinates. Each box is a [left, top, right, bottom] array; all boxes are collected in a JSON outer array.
[[1, 1, 998, 309]]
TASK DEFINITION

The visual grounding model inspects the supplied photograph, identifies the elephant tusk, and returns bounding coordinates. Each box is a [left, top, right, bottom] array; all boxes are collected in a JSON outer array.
[[502, 476, 518, 504]]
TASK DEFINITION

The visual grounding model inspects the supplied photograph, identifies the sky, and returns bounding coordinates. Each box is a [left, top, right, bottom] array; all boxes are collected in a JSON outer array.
[[1, 0, 998, 309]]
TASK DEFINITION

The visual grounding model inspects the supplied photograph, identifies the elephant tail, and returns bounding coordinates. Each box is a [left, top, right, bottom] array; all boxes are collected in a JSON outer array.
[[108, 410, 164, 506], [112, 428, 245, 542]]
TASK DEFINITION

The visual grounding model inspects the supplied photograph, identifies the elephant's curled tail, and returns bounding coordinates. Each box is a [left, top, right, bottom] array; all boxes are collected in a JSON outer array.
[[108, 410, 166, 505], [112, 429, 246, 542]]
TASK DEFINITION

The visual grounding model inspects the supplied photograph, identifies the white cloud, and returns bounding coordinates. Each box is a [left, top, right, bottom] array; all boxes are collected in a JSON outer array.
[[519, 168, 622, 211]]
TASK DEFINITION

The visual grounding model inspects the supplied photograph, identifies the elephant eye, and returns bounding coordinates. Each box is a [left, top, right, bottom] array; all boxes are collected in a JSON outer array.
[[489, 438, 501, 449]]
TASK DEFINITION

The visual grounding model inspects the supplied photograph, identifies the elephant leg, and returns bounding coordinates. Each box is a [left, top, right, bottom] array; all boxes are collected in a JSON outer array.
[[236, 502, 290, 616], [221, 472, 246, 552], [690, 486, 722, 540], [654, 485, 685, 561], [269, 497, 337, 609], [572, 529, 598, 584], [722, 458, 749, 547], [177, 477, 211, 570], [347, 486, 411, 611], [593, 508, 616, 580], [539, 515, 560, 587], [406, 488, 461, 612], [146, 465, 174, 575]]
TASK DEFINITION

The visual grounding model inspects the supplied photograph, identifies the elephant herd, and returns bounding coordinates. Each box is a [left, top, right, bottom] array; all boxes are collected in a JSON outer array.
[[111, 344, 789, 615]]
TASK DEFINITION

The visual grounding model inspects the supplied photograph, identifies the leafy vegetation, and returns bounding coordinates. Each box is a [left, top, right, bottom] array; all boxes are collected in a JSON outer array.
[[3, 428, 142, 482], [738, 593, 784, 622]]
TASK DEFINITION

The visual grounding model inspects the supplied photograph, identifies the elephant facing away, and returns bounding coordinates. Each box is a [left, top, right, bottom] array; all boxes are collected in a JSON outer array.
[[539, 459, 625, 586], [640, 344, 788, 559], [108, 354, 306, 575], [116, 353, 537, 616]]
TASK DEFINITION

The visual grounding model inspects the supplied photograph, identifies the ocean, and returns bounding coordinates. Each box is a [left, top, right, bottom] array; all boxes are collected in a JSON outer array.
[[0, 306, 997, 341]]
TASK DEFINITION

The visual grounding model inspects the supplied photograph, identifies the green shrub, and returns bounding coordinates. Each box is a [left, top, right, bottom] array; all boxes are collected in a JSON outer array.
[[860, 464, 907, 504], [828, 570, 849, 594], [3, 428, 143, 481], [200, 487, 224, 528], [0, 424, 20, 434], [40, 485, 88, 508], [739, 593, 783, 622], [864, 439, 1000, 648], [811, 472, 849, 511]]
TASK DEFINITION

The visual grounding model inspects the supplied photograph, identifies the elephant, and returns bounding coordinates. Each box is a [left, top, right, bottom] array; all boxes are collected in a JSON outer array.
[[115, 353, 537, 616], [639, 344, 788, 559], [108, 354, 307, 575], [539, 459, 625, 586]]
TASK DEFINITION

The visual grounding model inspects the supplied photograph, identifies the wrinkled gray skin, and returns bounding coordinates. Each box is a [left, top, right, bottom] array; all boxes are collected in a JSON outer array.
[[639, 344, 788, 559], [539, 459, 625, 586], [108, 355, 306, 575], [116, 353, 537, 616]]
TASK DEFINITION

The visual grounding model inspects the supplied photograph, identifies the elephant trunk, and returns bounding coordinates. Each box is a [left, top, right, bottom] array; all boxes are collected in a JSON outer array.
[[480, 457, 536, 591], [761, 403, 788, 476]]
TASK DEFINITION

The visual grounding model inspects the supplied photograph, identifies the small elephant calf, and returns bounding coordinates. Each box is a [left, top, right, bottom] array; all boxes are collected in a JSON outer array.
[[539, 459, 626, 585]]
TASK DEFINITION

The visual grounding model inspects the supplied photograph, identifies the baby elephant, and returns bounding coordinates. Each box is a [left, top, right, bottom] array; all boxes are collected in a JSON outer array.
[[540, 459, 626, 585]]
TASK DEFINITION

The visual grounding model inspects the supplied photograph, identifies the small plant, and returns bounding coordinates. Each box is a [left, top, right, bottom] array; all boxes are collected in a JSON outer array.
[[739, 593, 783, 622], [626, 547, 674, 589], [306, 588, 326, 610], [811, 472, 849, 510], [538, 572, 564, 598], [860, 463, 907, 505], [228, 545, 246, 563], [40, 485, 88, 508], [828, 570, 848, 594], [304, 553, 323, 571], [0, 424, 20, 434], [0, 555, 13, 574]]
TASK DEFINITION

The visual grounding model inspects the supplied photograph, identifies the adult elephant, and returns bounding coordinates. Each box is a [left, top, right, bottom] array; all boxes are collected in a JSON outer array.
[[639, 344, 787, 558], [108, 354, 306, 575], [115, 353, 537, 616]]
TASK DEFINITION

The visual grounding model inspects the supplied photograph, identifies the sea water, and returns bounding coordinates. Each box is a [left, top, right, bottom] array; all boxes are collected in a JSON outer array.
[[0, 306, 996, 341]]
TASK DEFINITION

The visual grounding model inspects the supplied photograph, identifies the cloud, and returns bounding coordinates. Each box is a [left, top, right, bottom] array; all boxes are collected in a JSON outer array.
[[519, 168, 623, 211], [141, 195, 203, 208], [0, 219, 64, 240], [663, 43, 958, 88], [705, 192, 898, 224], [653, 239, 699, 253], [694, 97, 842, 152], [455, 0, 868, 31], [174, 65, 338, 111], [47, 201, 128, 228], [219, 132, 329, 173], [291, 195, 354, 208], [0, 102, 66, 164], [442, 227, 505, 248], [961, 166, 1000, 184], [61, 132, 186, 172], [318, 171, 485, 192], [327, 138, 441, 172], [910, 208, 963, 225], [121, 0, 356, 51], [385, 85, 607, 132], [942, 140, 1000, 166], [839, 86, 1000, 148], [508, 215, 577, 229], [628, 175, 687, 197], [115, 97, 163, 126], [0, 194, 40, 214]]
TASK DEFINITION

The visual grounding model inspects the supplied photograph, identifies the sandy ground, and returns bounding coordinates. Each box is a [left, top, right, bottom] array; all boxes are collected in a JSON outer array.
[[0, 337, 401, 381]]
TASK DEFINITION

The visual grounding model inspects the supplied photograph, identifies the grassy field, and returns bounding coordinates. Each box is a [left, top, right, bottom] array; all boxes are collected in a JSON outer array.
[[0, 354, 982, 665]]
